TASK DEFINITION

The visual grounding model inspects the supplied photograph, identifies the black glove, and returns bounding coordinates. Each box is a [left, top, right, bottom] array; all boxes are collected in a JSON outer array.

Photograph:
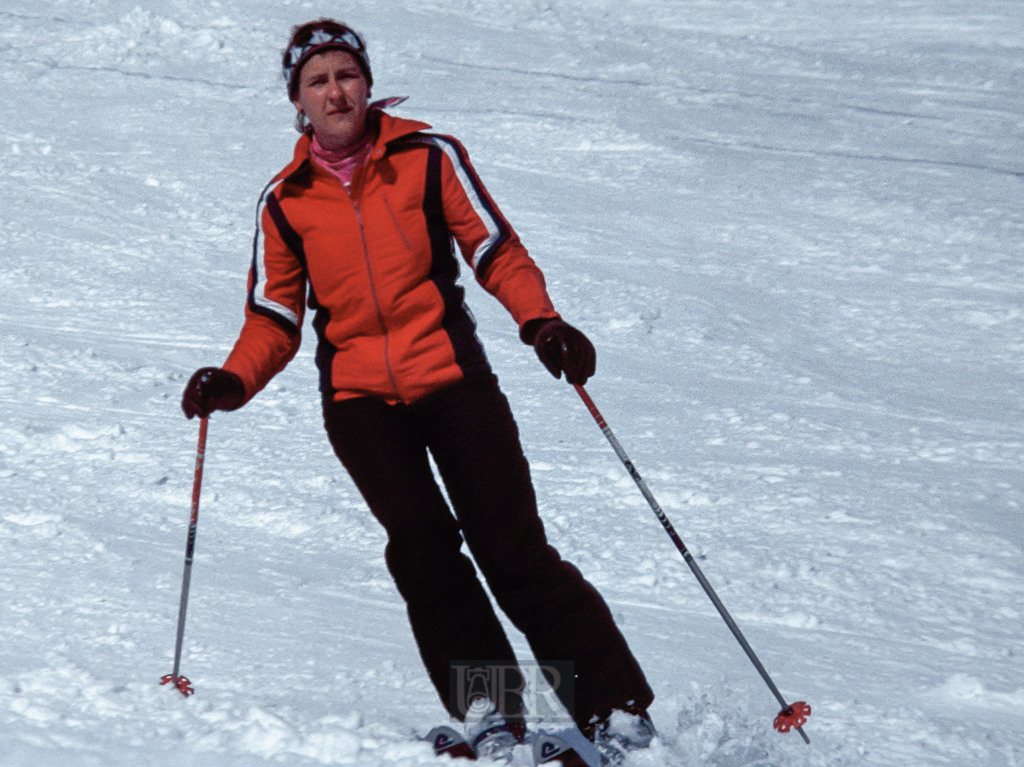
[[181, 367, 245, 419], [526, 318, 596, 385]]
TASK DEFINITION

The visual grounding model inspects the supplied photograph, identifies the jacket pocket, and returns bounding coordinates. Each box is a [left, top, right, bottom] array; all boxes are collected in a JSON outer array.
[[381, 189, 414, 252]]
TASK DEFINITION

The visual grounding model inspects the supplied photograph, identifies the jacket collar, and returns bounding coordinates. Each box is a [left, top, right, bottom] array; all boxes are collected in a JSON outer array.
[[276, 109, 432, 183]]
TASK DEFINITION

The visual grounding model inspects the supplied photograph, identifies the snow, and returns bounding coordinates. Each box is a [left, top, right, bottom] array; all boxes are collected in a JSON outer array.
[[1, 0, 1022, 765]]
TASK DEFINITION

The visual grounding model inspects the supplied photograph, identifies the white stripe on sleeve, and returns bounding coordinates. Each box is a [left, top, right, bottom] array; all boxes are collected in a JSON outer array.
[[252, 178, 300, 327], [430, 137, 501, 272]]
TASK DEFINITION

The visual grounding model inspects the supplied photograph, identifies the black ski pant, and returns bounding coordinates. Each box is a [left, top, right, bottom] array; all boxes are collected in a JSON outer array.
[[323, 373, 653, 733]]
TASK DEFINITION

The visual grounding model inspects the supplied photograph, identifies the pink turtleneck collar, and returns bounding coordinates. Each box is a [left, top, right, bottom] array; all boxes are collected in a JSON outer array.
[[309, 132, 375, 188]]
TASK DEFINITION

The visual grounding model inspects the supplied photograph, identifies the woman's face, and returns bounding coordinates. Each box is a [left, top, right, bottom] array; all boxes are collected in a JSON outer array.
[[292, 49, 369, 151]]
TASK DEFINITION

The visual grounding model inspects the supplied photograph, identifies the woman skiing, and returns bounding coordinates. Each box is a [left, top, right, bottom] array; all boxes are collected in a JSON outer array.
[[181, 19, 654, 761]]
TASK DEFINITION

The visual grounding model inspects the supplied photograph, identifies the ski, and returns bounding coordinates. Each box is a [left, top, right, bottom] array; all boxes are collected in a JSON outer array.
[[426, 725, 478, 760], [426, 726, 603, 766], [533, 733, 597, 766]]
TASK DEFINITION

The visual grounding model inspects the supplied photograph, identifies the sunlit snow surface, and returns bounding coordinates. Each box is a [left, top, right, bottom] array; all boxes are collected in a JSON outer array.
[[1, 1, 1022, 765]]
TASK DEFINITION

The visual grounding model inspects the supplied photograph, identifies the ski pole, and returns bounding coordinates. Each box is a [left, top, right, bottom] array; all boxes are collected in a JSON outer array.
[[160, 415, 209, 697], [573, 385, 811, 743]]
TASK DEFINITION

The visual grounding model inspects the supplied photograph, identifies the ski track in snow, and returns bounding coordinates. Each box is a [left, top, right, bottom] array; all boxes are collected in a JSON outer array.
[[1, 1, 1022, 765]]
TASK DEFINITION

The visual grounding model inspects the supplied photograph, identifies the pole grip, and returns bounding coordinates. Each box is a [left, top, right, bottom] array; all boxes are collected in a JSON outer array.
[[190, 416, 209, 529]]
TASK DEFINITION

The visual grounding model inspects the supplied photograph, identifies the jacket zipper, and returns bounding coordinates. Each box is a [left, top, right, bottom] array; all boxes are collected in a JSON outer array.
[[346, 187, 403, 401]]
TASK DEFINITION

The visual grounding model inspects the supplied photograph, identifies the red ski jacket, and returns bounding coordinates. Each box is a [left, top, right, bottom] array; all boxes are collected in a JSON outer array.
[[223, 109, 560, 405]]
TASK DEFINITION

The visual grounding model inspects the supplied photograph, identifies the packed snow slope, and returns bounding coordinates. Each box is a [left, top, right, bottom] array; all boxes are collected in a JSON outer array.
[[1, 1, 1022, 765]]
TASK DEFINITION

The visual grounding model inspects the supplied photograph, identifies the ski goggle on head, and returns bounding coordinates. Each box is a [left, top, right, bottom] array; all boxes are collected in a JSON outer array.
[[283, 21, 372, 98]]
